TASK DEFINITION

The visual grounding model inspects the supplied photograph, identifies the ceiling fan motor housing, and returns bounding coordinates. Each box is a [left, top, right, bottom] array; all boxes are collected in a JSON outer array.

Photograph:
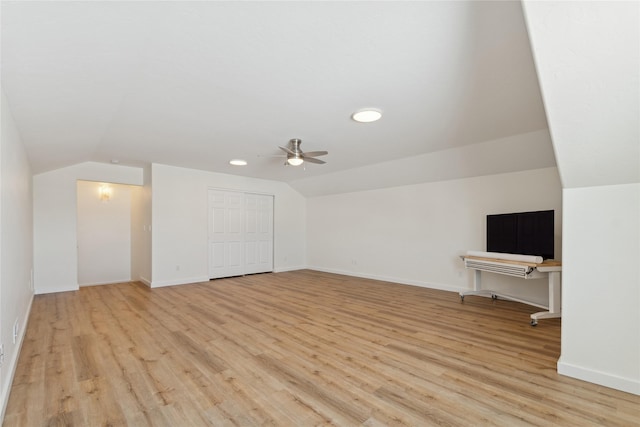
[[289, 138, 302, 152], [287, 139, 303, 163], [279, 138, 327, 166]]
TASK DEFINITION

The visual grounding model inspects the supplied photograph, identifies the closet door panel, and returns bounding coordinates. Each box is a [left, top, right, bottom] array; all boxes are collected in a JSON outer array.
[[208, 190, 244, 279], [211, 242, 225, 270], [209, 190, 273, 278], [243, 194, 274, 275]]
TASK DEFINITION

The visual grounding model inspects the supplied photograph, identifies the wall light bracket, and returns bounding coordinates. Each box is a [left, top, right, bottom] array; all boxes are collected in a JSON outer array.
[[99, 185, 112, 202]]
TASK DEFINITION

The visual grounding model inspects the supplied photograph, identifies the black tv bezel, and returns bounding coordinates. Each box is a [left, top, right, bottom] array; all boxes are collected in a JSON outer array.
[[486, 210, 554, 260]]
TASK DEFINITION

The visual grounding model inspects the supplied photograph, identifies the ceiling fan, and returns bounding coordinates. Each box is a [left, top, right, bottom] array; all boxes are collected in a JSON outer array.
[[279, 138, 328, 166]]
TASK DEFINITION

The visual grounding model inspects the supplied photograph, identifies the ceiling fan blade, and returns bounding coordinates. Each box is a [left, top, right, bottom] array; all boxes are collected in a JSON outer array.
[[279, 146, 296, 155], [303, 157, 326, 164], [302, 150, 328, 158]]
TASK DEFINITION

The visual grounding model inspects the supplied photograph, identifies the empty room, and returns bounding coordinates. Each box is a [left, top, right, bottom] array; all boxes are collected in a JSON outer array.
[[0, 1, 638, 425]]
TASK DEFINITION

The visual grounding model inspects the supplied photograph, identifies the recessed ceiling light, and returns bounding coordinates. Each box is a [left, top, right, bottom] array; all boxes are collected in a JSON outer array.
[[229, 159, 247, 166], [352, 109, 382, 123]]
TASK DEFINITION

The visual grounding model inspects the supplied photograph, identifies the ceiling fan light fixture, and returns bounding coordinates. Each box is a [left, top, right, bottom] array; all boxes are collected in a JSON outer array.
[[229, 159, 247, 166], [287, 156, 304, 166], [352, 108, 382, 123]]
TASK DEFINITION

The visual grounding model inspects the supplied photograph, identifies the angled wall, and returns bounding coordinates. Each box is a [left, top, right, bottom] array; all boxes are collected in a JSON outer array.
[[291, 129, 556, 197], [524, 0, 640, 394]]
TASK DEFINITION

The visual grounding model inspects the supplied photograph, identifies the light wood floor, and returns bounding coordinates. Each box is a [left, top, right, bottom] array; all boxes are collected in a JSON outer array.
[[4, 270, 638, 426]]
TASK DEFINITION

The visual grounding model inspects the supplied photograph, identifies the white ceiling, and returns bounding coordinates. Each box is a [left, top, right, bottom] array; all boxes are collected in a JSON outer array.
[[1, 1, 550, 184]]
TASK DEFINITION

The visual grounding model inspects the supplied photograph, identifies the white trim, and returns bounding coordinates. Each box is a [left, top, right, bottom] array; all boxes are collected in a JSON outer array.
[[306, 266, 466, 294], [207, 186, 274, 198], [1, 294, 34, 422], [558, 358, 640, 396], [273, 266, 306, 273], [78, 278, 133, 287], [139, 276, 152, 287], [35, 285, 78, 295], [150, 276, 209, 288]]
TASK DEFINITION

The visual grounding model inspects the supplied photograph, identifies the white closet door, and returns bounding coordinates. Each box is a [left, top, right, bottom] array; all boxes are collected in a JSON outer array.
[[208, 190, 244, 279], [208, 190, 274, 279], [244, 194, 274, 275]]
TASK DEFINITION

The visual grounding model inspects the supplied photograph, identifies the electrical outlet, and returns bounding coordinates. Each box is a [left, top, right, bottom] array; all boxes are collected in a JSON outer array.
[[13, 319, 18, 344]]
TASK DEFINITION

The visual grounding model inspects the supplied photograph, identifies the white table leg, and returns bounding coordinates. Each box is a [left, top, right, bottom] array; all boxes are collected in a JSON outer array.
[[459, 270, 494, 300], [530, 271, 562, 325], [548, 271, 561, 314]]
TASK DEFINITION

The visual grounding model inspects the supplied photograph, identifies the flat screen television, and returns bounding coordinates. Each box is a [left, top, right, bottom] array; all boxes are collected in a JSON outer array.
[[486, 210, 554, 260]]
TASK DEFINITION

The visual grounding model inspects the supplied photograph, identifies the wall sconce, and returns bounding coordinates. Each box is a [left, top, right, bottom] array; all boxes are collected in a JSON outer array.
[[99, 185, 112, 202]]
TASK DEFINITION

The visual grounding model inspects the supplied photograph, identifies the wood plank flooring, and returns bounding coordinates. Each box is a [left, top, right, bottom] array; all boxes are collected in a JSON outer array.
[[4, 270, 639, 426]]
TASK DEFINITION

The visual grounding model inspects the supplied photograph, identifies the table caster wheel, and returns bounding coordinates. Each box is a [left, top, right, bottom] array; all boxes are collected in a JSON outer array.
[[491, 294, 498, 300], [530, 319, 538, 326], [460, 295, 465, 302]]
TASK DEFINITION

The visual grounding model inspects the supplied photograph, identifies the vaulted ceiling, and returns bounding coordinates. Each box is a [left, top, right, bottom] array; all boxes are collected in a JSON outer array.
[[2, 1, 551, 186]]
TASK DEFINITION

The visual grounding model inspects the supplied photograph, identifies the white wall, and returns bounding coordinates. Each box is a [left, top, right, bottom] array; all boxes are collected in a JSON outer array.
[[0, 91, 34, 420], [76, 181, 132, 286], [523, 1, 639, 189], [524, 1, 640, 394], [131, 164, 152, 285], [151, 163, 306, 287], [307, 167, 562, 305], [33, 162, 143, 294], [559, 184, 639, 394]]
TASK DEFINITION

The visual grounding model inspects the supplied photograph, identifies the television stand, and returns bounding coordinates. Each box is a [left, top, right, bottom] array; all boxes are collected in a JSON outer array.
[[459, 255, 562, 326]]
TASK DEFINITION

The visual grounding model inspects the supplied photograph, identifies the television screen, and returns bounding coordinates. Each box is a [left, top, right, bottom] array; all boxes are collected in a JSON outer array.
[[486, 210, 554, 259]]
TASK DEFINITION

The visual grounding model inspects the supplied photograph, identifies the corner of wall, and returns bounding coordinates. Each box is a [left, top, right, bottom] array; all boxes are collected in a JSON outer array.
[[557, 358, 640, 396]]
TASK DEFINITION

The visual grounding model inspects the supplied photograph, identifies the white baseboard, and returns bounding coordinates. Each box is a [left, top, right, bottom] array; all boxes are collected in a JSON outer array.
[[150, 276, 209, 288], [273, 265, 306, 273], [306, 266, 466, 294], [35, 285, 78, 295], [78, 278, 133, 287], [558, 358, 640, 396], [1, 293, 34, 422], [149, 270, 306, 287]]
